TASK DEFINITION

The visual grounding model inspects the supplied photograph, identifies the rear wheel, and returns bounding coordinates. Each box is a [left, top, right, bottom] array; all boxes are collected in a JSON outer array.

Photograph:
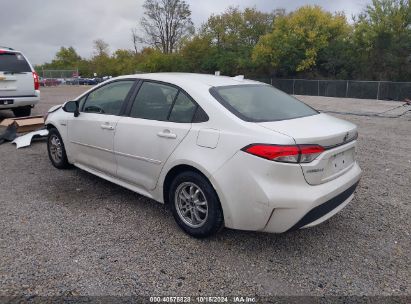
[[169, 171, 224, 238], [13, 106, 31, 117], [47, 128, 70, 169]]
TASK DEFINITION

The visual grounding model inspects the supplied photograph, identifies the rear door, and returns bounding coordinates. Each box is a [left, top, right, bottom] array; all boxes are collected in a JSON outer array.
[[114, 81, 197, 191], [67, 80, 136, 176], [0, 51, 34, 97]]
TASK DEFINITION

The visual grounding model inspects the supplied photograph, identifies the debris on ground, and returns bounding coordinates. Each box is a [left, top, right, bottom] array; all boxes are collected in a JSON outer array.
[[0, 124, 18, 144], [12, 129, 49, 149], [0, 115, 46, 146], [0, 115, 44, 133]]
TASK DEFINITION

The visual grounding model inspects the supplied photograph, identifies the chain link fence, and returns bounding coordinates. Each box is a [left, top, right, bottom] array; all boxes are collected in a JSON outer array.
[[40, 69, 79, 86], [261, 79, 411, 101]]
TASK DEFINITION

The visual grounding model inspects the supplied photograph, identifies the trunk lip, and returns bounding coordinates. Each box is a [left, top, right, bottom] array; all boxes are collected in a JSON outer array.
[[323, 131, 358, 150], [256, 113, 358, 148]]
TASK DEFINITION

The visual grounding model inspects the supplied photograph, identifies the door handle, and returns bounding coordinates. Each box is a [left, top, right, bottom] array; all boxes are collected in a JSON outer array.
[[101, 124, 115, 130], [157, 129, 177, 139]]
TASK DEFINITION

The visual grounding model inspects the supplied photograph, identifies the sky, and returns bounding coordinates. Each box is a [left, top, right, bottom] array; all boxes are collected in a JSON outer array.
[[0, 0, 370, 65]]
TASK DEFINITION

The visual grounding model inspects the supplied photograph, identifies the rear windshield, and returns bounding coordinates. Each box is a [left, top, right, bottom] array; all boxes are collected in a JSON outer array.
[[0, 52, 31, 73], [210, 84, 318, 122]]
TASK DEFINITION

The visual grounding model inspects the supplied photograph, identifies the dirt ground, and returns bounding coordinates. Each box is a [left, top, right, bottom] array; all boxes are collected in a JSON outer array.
[[0, 86, 410, 298]]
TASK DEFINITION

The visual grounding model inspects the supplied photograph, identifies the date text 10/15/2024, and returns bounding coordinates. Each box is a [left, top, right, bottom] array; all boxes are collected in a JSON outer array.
[[149, 296, 256, 303]]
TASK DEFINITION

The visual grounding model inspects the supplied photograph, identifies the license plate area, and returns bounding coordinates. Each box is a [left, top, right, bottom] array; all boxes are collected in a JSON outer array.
[[0, 99, 14, 105], [0, 82, 17, 90], [329, 148, 355, 175]]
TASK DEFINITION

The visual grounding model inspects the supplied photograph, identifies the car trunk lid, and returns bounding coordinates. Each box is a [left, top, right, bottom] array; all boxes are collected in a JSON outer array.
[[258, 113, 358, 185]]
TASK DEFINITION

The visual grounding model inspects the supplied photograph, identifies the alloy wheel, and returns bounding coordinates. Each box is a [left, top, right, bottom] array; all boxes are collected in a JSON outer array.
[[174, 182, 209, 228], [49, 134, 63, 163]]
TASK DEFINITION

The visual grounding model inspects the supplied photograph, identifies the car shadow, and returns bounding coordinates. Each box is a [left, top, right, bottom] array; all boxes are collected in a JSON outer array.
[[43, 164, 348, 251]]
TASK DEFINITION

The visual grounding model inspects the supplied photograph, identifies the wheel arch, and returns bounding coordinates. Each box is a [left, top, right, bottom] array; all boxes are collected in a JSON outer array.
[[45, 122, 58, 130], [163, 164, 211, 206]]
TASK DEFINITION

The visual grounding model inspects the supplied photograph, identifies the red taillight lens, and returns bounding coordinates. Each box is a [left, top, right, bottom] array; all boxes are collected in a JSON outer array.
[[243, 144, 324, 163], [244, 145, 300, 163], [33, 72, 40, 90]]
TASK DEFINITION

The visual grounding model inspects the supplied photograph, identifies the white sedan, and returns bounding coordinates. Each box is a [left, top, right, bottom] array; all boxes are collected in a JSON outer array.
[[45, 73, 361, 238]]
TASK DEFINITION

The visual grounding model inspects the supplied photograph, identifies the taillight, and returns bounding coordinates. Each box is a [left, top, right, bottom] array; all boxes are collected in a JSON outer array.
[[33, 72, 40, 90], [298, 145, 324, 163], [243, 144, 324, 163]]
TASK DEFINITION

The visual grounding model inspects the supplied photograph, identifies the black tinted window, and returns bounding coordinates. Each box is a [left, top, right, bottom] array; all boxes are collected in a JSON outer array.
[[0, 52, 31, 73], [130, 82, 178, 121], [211, 85, 318, 122], [83, 81, 134, 115], [169, 92, 197, 123]]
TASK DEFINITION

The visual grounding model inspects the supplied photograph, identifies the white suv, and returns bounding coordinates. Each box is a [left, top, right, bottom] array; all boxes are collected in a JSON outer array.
[[0, 47, 40, 117]]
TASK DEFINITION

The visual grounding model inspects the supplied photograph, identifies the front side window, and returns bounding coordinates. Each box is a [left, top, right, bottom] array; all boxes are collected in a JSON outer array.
[[130, 81, 178, 121], [211, 85, 318, 122], [82, 80, 134, 115]]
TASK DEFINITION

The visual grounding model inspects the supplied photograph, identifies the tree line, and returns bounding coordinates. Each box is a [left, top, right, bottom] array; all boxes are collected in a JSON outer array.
[[36, 0, 411, 82]]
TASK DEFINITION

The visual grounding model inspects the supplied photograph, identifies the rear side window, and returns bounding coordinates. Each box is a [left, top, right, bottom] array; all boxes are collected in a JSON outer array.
[[169, 91, 197, 123], [130, 82, 178, 121], [0, 52, 31, 73], [210, 85, 318, 122]]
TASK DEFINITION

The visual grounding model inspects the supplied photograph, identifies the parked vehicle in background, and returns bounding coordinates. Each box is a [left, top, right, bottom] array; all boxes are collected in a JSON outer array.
[[40, 78, 61, 87], [65, 78, 79, 85], [77, 78, 97, 85], [0, 46, 40, 117], [45, 73, 361, 238], [65, 77, 107, 86]]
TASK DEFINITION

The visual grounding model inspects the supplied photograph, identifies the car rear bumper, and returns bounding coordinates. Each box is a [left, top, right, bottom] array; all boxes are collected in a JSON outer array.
[[211, 151, 361, 233], [0, 92, 40, 109], [286, 181, 359, 231]]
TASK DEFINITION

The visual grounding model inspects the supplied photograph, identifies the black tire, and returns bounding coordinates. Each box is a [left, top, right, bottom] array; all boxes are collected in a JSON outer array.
[[169, 171, 224, 238], [13, 106, 31, 117], [47, 128, 71, 169]]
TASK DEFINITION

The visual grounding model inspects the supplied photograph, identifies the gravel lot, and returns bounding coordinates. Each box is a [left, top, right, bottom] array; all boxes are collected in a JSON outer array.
[[0, 86, 410, 298]]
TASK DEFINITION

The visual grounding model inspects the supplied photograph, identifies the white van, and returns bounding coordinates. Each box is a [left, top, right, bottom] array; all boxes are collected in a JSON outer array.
[[0, 47, 40, 117]]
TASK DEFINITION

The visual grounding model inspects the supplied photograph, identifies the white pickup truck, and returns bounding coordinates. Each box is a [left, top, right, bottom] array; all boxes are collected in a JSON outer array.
[[0, 47, 40, 117]]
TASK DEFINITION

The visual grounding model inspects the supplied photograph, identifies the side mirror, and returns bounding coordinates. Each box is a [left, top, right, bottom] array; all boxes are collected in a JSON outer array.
[[63, 100, 80, 117]]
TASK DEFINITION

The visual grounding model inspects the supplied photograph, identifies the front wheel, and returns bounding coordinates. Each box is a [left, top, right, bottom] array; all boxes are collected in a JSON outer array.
[[169, 171, 224, 238], [47, 128, 71, 169]]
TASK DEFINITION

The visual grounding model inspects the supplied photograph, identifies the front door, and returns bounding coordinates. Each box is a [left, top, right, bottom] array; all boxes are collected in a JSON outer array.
[[67, 80, 135, 176]]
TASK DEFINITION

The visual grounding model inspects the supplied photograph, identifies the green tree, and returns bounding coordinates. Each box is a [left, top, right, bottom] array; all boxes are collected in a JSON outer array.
[[252, 6, 350, 77], [112, 49, 139, 75], [351, 0, 411, 81], [136, 48, 185, 72], [180, 36, 218, 72], [201, 7, 275, 50], [54, 46, 81, 68], [196, 6, 275, 75], [36, 46, 82, 70]]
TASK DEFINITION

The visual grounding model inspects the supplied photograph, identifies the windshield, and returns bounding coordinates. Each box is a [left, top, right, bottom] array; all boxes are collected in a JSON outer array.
[[0, 52, 31, 73], [210, 84, 318, 122]]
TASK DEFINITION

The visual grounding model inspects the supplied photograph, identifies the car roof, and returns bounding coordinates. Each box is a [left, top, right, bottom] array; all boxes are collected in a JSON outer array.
[[0, 47, 18, 53], [117, 72, 263, 88]]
